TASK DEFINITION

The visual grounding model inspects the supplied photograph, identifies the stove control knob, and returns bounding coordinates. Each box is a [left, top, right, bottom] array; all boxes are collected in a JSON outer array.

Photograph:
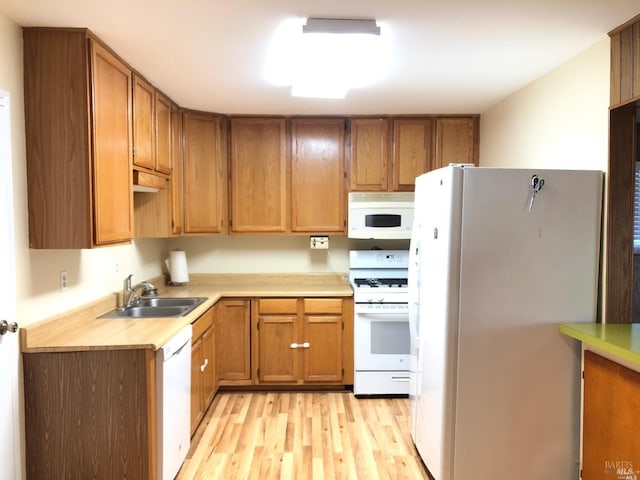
[[378, 298, 384, 303], [367, 297, 374, 303]]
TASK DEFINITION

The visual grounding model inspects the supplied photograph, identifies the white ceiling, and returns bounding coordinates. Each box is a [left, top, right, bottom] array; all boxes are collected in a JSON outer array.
[[2, 0, 639, 115]]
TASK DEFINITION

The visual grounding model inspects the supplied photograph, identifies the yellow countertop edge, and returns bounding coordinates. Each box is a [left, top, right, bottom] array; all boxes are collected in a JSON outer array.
[[21, 273, 354, 353], [559, 323, 640, 366]]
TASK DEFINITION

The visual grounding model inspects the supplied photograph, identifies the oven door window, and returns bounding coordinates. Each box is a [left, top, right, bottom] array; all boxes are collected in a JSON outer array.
[[370, 320, 410, 354]]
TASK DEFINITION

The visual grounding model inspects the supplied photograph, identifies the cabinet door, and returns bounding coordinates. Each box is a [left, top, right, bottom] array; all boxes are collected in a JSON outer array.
[[190, 338, 203, 433], [155, 92, 173, 174], [349, 118, 390, 191], [434, 117, 478, 169], [201, 326, 216, 407], [170, 104, 183, 235], [302, 313, 343, 383], [132, 74, 155, 170], [90, 40, 134, 245], [182, 112, 227, 234], [258, 314, 298, 382], [230, 118, 288, 233], [291, 118, 346, 233], [217, 299, 251, 382], [582, 351, 640, 479], [391, 118, 433, 191]]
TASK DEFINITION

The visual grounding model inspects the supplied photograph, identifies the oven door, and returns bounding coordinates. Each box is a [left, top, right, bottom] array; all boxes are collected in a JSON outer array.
[[354, 304, 410, 371]]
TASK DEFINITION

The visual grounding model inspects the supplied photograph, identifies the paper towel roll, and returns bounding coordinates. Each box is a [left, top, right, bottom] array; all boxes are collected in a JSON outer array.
[[169, 250, 189, 284]]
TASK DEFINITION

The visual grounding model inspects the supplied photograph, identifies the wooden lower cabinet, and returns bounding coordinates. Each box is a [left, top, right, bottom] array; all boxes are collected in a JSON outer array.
[[217, 298, 252, 384], [256, 298, 344, 385], [190, 305, 217, 434], [23, 349, 156, 479], [582, 350, 640, 479]]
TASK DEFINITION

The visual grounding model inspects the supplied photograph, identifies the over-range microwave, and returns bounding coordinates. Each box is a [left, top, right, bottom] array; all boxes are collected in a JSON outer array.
[[348, 192, 414, 239]]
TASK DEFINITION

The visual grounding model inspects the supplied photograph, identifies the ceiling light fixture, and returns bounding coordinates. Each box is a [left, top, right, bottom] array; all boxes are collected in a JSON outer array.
[[265, 17, 389, 100]]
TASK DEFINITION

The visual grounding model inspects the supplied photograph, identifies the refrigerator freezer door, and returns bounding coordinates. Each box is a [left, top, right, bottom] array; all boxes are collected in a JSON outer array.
[[451, 168, 602, 480]]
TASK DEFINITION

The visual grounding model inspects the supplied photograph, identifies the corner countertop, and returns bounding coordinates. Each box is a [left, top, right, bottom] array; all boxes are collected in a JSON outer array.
[[21, 273, 353, 354], [559, 322, 640, 366]]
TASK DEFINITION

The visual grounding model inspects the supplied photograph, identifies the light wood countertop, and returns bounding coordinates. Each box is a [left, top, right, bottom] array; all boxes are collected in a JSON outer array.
[[21, 273, 352, 353]]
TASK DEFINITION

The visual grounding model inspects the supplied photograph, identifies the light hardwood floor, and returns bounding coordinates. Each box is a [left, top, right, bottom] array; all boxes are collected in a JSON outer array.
[[177, 391, 431, 480]]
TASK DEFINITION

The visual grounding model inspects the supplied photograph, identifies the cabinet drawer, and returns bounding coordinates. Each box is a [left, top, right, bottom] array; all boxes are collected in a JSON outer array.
[[304, 298, 342, 314], [259, 298, 298, 314], [192, 307, 214, 341]]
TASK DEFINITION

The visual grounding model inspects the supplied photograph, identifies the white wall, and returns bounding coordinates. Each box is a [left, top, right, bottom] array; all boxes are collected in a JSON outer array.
[[0, 14, 168, 327], [479, 36, 610, 320], [167, 236, 409, 275], [480, 36, 610, 171]]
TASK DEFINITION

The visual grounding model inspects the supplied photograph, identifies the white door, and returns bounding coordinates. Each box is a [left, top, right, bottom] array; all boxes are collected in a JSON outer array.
[[0, 90, 20, 479]]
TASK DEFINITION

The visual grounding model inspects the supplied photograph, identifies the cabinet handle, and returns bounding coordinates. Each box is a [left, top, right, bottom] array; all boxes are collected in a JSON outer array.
[[0, 320, 18, 336], [290, 343, 299, 349], [200, 358, 208, 372], [301, 342, 310, 348]]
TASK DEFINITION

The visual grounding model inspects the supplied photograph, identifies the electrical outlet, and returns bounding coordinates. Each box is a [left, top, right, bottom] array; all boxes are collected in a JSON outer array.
[[310, 236, 329, 250], [60, 271, 68, 292]]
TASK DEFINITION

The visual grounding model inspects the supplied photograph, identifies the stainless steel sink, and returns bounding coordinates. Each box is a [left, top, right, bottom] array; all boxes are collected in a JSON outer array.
[[99, 297, 207, 319], [138, 297, 207, 308]]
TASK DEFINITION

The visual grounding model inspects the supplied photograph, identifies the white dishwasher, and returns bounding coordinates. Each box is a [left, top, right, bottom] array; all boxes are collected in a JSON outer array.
[[155, 324, 192, 480]]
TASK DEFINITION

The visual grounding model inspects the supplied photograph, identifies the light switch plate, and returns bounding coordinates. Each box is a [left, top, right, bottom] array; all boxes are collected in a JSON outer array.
[[310, 236, 329, 249]]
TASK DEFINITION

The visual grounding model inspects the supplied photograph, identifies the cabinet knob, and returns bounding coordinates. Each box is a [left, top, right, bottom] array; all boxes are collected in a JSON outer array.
[[301, 342, 310, 348], [290, 343, 299, 349], [0, 320, 18, 336]]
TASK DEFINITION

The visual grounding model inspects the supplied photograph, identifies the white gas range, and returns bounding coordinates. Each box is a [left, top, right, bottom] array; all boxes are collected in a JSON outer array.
[[349, 250, 410, 396]]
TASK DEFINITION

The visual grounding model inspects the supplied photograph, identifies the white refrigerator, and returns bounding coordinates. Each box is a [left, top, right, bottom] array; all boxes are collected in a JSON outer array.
[[408, 165, 602, 480]]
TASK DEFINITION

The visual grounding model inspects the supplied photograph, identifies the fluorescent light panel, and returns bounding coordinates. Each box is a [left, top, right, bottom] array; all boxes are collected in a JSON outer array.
[[264, 17, 388, 99]]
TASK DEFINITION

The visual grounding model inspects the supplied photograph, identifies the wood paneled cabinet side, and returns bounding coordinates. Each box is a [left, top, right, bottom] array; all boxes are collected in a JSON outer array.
[[229, 117, 289, 233], [349, 118, 391, 191], [23, 29, 133, 248], [434, 117, 479, 169], [582, 351, 640, 479], [256, 298, 344, 385], [182, 111, 228, 234], [391, 118, 434, 191], [290, 118, 346, 233], [23, 349, 156, 479], [190, 305, 217, 434], [216, 299, 252, 384]]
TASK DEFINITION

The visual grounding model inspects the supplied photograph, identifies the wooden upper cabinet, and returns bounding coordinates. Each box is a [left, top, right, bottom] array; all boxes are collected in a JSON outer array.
[[90, 40, 134, 245], [132, 74, 155, 170], [609, 17, 640, 107], [290, 118, 346, 233], [182, 111, 227, 234], [434, 117, 479, 170], [391, 118, 433, 191], [170, 104, 184, 235], [230, 118, 288, 233], [155, 92, 173, 175], [23, 29, 134, 248], [349, 118, 390, 191]]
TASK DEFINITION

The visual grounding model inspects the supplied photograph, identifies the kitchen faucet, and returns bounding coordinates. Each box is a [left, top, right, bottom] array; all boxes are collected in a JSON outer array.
[[122, 274, 158, 309]]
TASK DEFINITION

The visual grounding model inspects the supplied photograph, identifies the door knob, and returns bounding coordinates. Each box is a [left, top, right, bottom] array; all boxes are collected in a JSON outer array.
[[0, 320, 18, 335]]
